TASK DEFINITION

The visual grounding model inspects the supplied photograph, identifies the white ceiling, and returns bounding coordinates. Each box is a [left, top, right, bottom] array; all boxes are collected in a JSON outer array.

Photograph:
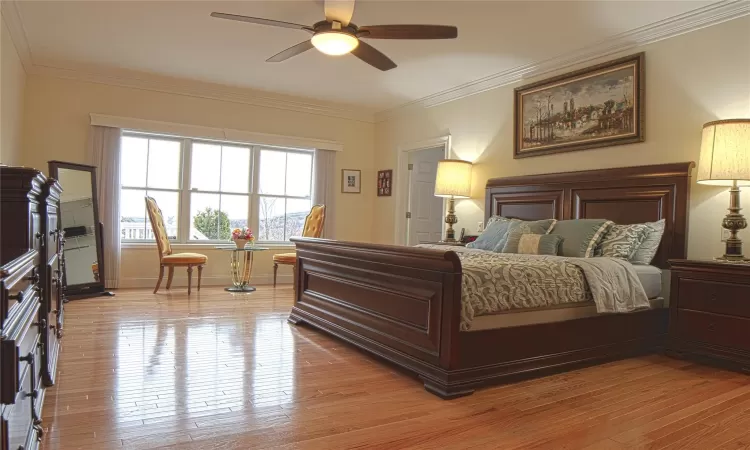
[[12, 1, 719, 112]]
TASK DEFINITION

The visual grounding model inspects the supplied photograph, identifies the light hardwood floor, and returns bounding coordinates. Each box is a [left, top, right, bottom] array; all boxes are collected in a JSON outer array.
[[42, 286, 750, 449]]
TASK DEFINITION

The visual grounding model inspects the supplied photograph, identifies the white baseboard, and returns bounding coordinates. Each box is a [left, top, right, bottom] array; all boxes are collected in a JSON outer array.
[[119, 274, 294, 289]]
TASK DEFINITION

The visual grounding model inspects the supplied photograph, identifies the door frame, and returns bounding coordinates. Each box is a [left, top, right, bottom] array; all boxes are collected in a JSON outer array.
[[394, 135, 452, 246]]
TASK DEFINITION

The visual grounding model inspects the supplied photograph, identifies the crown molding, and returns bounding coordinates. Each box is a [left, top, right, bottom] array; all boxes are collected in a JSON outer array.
[[1, 0, 33, 72], [374, 0, 750, 123], [5, 0, 747, 125], [2, 2, 374, 123], [31, 64, 375, 123]]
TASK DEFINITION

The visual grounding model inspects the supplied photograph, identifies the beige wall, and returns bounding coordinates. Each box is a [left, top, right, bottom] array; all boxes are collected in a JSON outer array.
[[15, 15, 750, 287], [374, 17, 750, 260], [0, 15, 26, 165], [21, 75, 376, 287]]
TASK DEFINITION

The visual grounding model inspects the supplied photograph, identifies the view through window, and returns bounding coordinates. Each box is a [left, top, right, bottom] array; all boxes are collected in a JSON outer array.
[[119, 132, 313, 243]]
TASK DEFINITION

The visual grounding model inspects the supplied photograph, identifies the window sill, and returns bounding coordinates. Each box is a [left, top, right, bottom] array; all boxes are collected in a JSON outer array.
[[122, 242, 296, 250]]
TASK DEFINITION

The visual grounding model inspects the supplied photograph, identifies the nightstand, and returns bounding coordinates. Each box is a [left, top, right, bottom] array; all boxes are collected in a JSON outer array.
[[667, 259, 750, 374]]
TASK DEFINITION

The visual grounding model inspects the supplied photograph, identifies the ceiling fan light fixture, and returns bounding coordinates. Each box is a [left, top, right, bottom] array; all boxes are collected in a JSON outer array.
[[311, 31, 359, 56]]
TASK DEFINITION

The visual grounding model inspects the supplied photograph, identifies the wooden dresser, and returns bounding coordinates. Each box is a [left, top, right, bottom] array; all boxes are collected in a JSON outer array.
[[668, 259, 750, 374], [1, 166, 65, 450]]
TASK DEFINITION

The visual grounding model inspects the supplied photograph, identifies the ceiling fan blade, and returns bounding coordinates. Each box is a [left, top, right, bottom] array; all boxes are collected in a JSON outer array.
[[266, 40, 314, 62], [351, 41, 396, 71], [210, 12, 312, 32], [358, 25, 458, 39], [324, 0, 355, 26]]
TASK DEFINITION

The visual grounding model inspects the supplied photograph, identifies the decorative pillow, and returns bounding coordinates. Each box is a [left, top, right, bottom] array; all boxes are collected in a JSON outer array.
[[630, 219, 666, 265], [466, 217, 517, 251], [549, 219, 613, 258], [502, 231, 563, 255], [493, 219, 557, 252], [598, 223, 651, 259], [485, 215, 508, 227]]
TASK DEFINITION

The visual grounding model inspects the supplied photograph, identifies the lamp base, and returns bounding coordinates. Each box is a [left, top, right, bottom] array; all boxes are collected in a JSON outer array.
[[443, 196, 458, 243], [719, 182, 748, 261], [715, 256, 750, 262]]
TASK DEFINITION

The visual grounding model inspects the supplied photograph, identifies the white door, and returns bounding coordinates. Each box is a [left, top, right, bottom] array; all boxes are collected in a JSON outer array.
[[407, 147, 445, 245]]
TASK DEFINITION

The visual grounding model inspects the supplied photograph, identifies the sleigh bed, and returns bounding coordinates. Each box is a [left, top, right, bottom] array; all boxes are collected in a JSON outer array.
[[289, 162, 694, 399]]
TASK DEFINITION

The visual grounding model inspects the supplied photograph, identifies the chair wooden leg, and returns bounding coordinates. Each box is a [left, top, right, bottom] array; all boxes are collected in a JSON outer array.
[[166, 266, 175, 290], [273, 263, 278, 287], [154, 265, 165, 294], [187, 266, 193, 295], [197, 265, 203, 291]]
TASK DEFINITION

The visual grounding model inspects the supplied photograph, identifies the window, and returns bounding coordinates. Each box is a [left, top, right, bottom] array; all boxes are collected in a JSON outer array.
[[257, 149, 312, 241], [189, 142, 251, 241], [119, 132, 313, 244], [120, 135, 182, 241]]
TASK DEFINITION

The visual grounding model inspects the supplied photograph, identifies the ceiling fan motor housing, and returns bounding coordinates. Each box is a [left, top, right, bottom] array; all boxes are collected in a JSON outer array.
[[313, 20, 359, 37]]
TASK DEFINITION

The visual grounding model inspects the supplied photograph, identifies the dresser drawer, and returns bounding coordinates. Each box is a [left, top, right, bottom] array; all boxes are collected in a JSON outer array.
[[1, 258, 38, 324], [677, 278, 750, 318], [2, 364, 36, 450], [674, 309, 750, 352], [1, 296, 41, 405]]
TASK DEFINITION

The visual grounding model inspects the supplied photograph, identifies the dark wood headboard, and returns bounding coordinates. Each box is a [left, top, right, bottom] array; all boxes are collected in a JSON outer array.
[[484, 162, 694, 268]]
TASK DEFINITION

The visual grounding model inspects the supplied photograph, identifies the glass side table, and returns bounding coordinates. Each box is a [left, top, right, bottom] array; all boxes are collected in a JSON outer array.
[[215, 246, 269, 292]]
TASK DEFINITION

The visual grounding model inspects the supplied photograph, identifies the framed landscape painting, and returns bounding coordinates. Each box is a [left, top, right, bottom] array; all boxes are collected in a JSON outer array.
[[514, 53, 644, 159]]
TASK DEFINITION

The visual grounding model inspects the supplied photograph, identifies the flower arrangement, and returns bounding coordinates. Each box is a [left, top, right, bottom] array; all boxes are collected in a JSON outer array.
[[231, 227, 254, 248]]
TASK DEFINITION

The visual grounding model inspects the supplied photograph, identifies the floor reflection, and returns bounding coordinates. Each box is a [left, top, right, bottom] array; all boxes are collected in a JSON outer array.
[[115, 321, 176, 420], [249, 317, 295, 406], [113, 309, 299, 423]]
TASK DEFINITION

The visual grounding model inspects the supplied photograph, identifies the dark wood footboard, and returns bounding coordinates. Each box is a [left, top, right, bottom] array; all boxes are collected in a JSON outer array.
[[289, 237, 469, 396], [289, 237, 669, 399]]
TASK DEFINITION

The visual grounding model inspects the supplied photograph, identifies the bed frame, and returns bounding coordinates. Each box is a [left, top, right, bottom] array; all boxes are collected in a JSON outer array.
[[289, 162, 694, 399]]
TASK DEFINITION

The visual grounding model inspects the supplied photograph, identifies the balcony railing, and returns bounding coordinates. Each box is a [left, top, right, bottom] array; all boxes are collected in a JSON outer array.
[[121, 223, 177, 241]]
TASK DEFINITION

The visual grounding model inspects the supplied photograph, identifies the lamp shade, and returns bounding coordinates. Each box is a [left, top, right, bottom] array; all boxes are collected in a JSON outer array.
[[697, 119, 750, 186], [434, 159, 472, 198]]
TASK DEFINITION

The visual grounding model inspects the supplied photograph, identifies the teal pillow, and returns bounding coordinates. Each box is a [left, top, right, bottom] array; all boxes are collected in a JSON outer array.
[[549, 219, 613, 258], [503, 231, 563, 255], [493, 219, 557, 252], [466, 217, 517, 251]]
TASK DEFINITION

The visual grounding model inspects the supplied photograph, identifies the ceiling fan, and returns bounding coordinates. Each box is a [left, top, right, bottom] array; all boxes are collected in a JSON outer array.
[[210, 0, 458, 71]]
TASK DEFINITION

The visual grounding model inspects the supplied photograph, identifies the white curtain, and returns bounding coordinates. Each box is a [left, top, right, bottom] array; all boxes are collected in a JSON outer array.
[[87, 126, 122, 289], [312, 149, 337, 238]]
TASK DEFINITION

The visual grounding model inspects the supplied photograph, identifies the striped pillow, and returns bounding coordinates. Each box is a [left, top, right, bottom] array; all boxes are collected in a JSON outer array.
[[503, 232, 563, 255], [549, 219, 613, 258]]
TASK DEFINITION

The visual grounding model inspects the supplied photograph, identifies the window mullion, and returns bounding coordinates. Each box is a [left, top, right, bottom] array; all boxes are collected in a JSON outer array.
[[217, 146, 223, 239], [283, 152, 288, 240], [180, 139, 193, 243], [250, 146, 260, 238]]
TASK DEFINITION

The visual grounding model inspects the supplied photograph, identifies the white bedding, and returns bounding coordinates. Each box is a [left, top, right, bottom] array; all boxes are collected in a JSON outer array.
[[632, 264, 662, 299]]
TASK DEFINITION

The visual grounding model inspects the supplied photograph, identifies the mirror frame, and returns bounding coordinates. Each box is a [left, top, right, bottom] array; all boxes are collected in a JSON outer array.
[[48, 160, 107, 299]]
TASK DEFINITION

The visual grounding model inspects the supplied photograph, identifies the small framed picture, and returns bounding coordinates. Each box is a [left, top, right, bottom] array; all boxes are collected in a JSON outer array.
[[377, 170, 392, 197], [341, 169, 361, 194]]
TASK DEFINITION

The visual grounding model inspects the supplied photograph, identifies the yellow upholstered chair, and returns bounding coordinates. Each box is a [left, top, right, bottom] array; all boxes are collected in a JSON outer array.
[[145, 196, 207, 295], [273, 204, 325, 287]]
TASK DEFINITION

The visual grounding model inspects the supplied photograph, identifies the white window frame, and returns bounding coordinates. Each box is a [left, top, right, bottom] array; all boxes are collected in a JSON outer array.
[[120, 131, 314, 246], [253, 147, 315, 242]]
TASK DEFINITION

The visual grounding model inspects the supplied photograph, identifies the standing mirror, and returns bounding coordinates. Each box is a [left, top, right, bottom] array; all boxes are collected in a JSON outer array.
[[48, 161, 113, 299]]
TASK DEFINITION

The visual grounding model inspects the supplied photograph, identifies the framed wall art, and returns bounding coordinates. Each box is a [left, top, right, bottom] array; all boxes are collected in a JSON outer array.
[[514, 52, 644, 159], [377, 170, 392, 197], [341, 169, 361, 194]]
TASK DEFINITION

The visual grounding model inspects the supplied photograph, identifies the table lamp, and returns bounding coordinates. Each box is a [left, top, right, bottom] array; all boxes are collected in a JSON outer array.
[[697, 119, 750, 261], [434, 159, 472, 243]]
